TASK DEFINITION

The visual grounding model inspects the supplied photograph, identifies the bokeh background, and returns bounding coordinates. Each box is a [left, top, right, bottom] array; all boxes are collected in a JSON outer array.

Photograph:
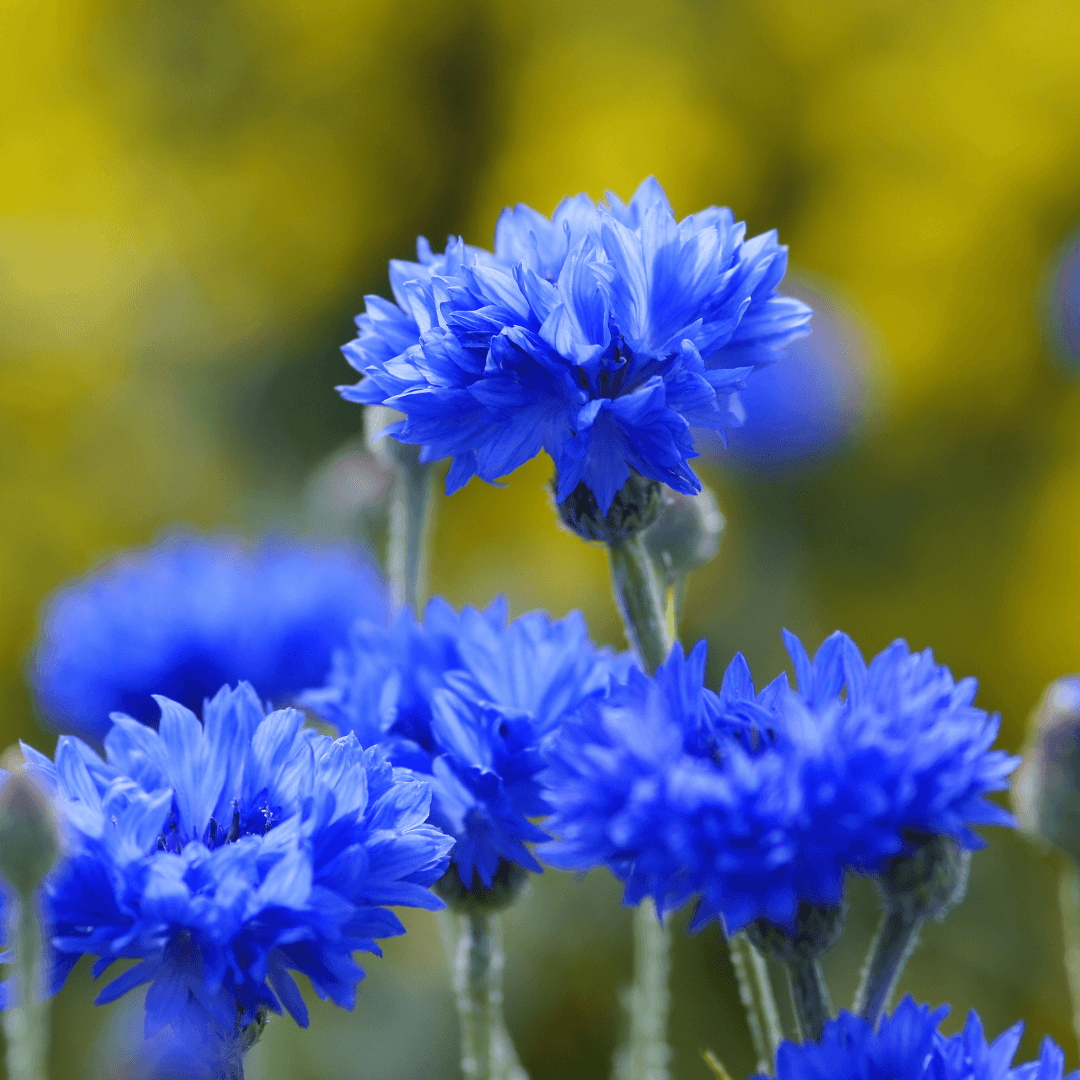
[[4, 0, 1080, 1076]]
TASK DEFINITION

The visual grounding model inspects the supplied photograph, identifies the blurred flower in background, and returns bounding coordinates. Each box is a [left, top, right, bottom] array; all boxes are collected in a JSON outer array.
[[1043, 227, 1080, 373], [701, 279, 878, 470], [31, 534, 385, 739]]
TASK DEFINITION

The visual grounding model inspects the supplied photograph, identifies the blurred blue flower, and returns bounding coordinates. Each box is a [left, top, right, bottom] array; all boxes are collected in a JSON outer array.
[[541, 632, 1016, 932], [755, 997, 1076, 1080], [302, 597, 625, 890], [339, 178, 811, 513], [23, 683, 451, 1056], [703, 284, 872, 468], [1044, 226, 1080, 370], [31, 532, 387, 740]]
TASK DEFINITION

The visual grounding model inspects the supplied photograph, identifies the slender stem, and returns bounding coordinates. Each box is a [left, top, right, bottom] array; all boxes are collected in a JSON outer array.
[[786, 958, 831, 1043], [3, 896, 48, 1080], [728, 933, 782, 1075], [614, 901, 672, 1080], [607, 535, 672, 675], [449, 911, 525, 1080], [1060, 860, 1080, 1056], [604, 539, 673, 1080], [387, 448, 437, 614], [439, 912, 527, 1080], [852, 908, 924, 1024]]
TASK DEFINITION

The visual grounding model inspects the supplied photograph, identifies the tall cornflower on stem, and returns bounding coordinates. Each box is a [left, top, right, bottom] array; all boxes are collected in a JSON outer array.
[[304, 598, 625, 1080], [338, 176, 809, 1078]]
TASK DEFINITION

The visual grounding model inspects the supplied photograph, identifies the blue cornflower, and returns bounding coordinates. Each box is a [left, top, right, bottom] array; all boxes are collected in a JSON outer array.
[[22, 683, 451, 1058], [541, 632, 1017, 932], [339, 178, 811, 513], [754, 997, 1076, 1080], [31, 532, 387, 740], [302, 596, 625, 891]]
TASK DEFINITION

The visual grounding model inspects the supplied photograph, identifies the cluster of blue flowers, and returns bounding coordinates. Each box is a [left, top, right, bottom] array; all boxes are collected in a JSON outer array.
[[31, 533, 386, 740], [760, 998, 1075, 1080], [542, 630, 1017, 933], [340, 178, 811, 513], [6, 179, 1069, 1080]]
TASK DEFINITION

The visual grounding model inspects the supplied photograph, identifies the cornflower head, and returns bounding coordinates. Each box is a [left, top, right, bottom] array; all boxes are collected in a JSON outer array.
[[22, 683, 451, 1072], [31, 533, 387, 741], [541, 631, 1017, 933], [339, 178, 811, 514], [755, 997, 1076, 1080], [302, 596, 626, 897]]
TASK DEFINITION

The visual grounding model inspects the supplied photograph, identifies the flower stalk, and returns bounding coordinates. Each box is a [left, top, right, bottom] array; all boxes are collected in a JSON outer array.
[[614, 902, 672, 1080], [602, 530, 674, 1080], [853, 907, 924, 1025], [447, 911, 526, 1080], [386, 444, 437, 614], [786, 957, 832, 1043], [854, 835, 970, 1025], [3, 897, 49, 1080], [727, 932, 782, 1075]]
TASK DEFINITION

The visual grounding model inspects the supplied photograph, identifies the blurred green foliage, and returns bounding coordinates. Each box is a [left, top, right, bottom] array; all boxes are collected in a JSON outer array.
[[3, 0, 1080, 1076]]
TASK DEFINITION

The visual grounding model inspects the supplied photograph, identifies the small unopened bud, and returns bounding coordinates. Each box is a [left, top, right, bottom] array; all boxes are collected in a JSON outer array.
[[878, 833, 970, 923], [555, 472, 663, 545], [0, 749, 61, 896], [745, 901, 847, 964], [643, 485, 725, 586], [1012, 676, 1080, 861], [434, 859, 530, 913]]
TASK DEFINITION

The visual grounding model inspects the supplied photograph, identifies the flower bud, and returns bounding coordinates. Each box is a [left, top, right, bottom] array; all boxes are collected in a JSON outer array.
[[877, 833, 970, 923], [435, 859, 530, 913], [0, 749, 61, 896], [745, 901, 848, 964], [555, 472, 663, 545], [643, 485, 724, 585], [1012, 676, 1080, 861]]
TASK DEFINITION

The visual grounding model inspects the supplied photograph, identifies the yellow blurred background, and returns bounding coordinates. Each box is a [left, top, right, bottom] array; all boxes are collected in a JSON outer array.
[[4, 0, 1080, 1076]]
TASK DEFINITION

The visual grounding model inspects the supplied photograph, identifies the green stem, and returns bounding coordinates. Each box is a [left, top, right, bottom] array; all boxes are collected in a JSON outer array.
[[614, 902, 672, 1080], [786, 958, 831, 1043], [607, 535, 672, 675], [853, 907, 923, 1024], [448, 912, 525, 1080], [4, 896, 48, 1080], [1060, 860, 1080, 1057], [604, 537, 672, 1080], [387, 447, 437, 614], [728, 933, 782, 1075]]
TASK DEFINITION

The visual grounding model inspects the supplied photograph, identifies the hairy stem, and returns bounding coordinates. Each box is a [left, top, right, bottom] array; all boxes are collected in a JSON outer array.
[[607, 535, 672, 675], [4, 896, 48, 1080], [614, 901, 672, 1080], [853, 908, 924, 1024], [604, 538, 673, 1080], [728, 933, 782, 1074], [387, 447, 437, 614], [447, 911, 526, 1080], [786, 958, 832, 1044]]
